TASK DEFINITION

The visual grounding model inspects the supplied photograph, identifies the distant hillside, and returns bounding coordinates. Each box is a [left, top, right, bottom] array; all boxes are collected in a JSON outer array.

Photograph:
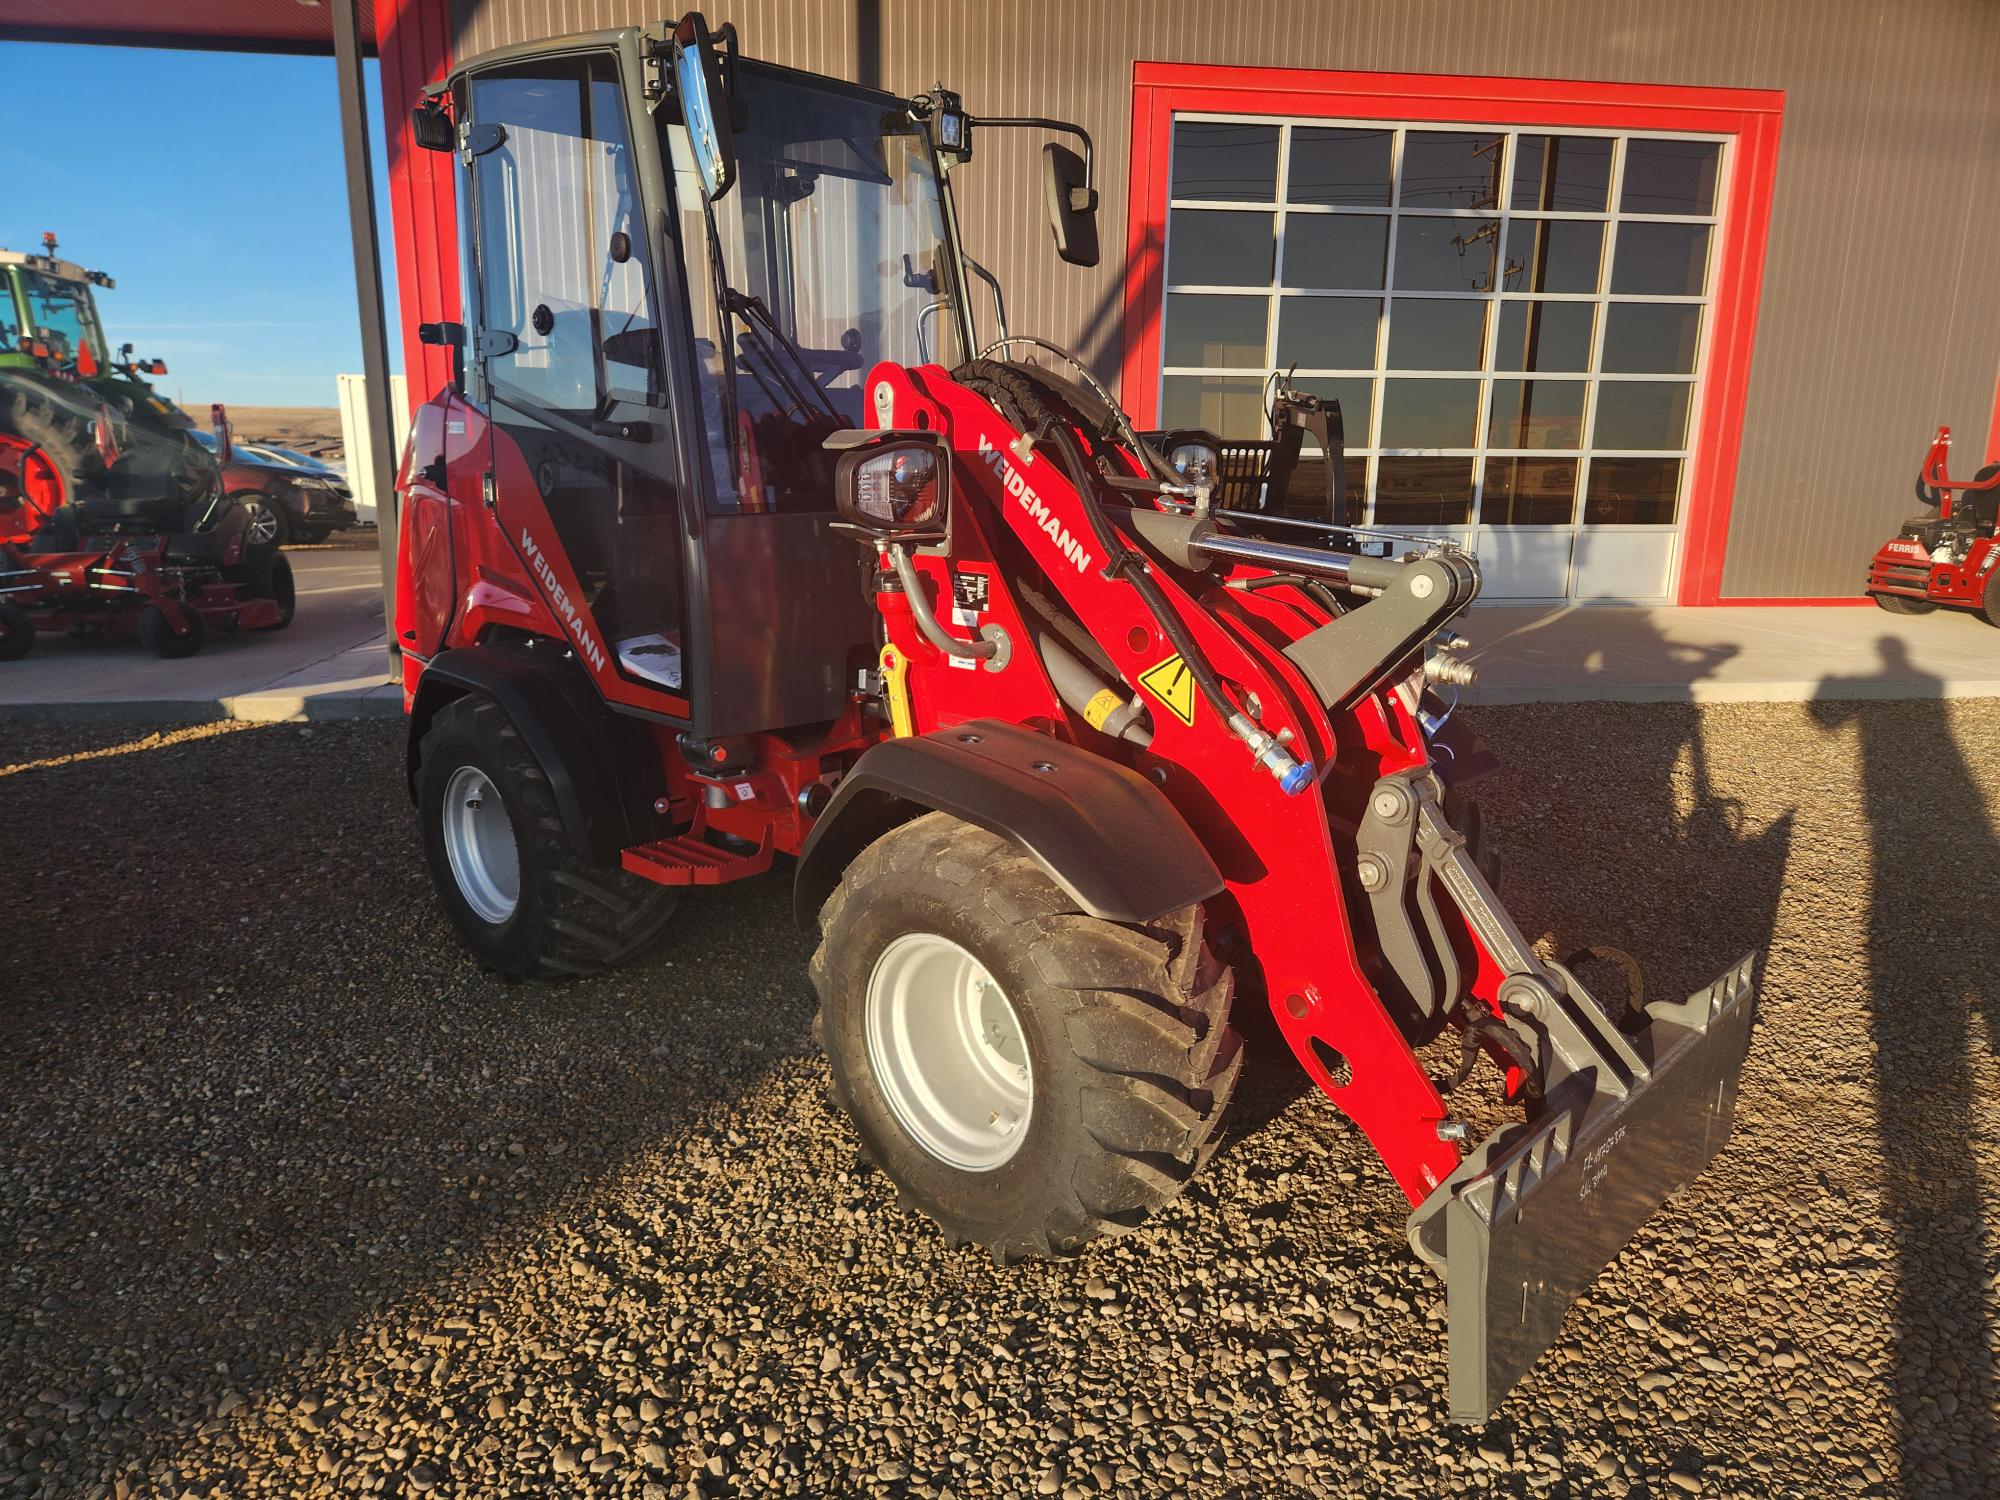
[[189, 404, 345, 464]]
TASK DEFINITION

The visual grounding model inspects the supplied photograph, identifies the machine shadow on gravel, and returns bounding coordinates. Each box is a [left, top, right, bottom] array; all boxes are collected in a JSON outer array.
[[1217, 609, 1793, 1198], [0, 722, 812, 1488], [1814, 637, 2000, 1498]]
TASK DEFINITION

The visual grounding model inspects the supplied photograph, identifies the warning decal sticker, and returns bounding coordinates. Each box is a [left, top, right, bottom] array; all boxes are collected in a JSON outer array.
[[1137, 654, 1197, 727]]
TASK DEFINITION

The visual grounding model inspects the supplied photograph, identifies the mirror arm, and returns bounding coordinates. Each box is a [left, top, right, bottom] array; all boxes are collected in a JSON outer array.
[[970, 115, 1096, 206]]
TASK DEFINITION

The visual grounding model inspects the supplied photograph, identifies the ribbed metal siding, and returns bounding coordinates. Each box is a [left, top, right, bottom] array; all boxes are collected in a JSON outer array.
[[450, 0, 2000, 598]]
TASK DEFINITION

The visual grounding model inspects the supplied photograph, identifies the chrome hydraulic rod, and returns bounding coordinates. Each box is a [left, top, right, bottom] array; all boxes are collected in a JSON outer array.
[[1188, 529, 1412, 592]]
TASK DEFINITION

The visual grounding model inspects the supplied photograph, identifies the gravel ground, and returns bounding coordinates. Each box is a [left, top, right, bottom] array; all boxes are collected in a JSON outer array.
[[3, 698, 1999, 1499]]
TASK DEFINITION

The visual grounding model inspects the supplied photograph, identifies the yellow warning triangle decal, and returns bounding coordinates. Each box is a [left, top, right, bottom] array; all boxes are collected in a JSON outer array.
[[1137, 654, 1197, 727]]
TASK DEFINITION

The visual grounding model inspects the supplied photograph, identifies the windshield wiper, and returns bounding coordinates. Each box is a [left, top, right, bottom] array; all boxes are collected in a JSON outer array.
[[723, 288, 843, 426]]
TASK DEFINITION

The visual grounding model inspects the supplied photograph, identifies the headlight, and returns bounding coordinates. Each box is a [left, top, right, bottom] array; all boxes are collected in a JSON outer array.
[[833, 435, 950, 537], [1167, 440, 1220, 490]]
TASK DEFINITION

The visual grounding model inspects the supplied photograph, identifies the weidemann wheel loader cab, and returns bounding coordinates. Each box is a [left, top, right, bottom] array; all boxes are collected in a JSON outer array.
[[397, 13, 1761, 1424]]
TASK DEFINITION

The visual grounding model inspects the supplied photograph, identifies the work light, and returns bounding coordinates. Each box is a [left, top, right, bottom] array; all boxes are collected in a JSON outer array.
[[829, 431, 951, 540]]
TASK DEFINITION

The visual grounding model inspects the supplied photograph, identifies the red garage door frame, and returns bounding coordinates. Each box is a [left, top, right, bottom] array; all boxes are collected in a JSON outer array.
[[1119, 63, 1786, 607]]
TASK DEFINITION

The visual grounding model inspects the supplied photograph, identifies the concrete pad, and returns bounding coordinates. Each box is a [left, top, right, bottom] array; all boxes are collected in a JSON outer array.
[[1461, 602, 2000, 705], [0, 540, 398, 724]]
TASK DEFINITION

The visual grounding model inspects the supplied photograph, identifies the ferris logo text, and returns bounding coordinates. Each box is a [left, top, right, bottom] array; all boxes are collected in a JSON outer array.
[[519, 526, 607, 672], [976, 436, 1092, 574]]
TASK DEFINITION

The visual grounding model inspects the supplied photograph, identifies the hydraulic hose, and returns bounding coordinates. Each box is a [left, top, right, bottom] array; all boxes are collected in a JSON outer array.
[[888, 544, 998, 662], [956, 357, 1312, 794]]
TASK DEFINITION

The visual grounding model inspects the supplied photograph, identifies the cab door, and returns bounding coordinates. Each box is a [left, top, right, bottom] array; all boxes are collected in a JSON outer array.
[[462, 48, 691, 716]]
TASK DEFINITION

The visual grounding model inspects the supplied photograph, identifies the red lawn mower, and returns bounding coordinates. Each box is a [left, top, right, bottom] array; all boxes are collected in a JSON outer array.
[[1866, 425, 2000, 624], [0, 429, 296, 664]]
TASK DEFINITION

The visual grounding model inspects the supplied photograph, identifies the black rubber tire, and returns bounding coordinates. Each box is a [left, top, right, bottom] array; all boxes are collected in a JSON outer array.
[[3, 393, 101, 503], [228, 547, 295, 629], [237, 493, 290, 549], [0, 602, 34, 661], [811, 812, 1241, 1263], [1872, 591, 1937, 615], [137, 601, 207, 659], [416, 694, 678, 982], [1981, 582, 2000, 629]]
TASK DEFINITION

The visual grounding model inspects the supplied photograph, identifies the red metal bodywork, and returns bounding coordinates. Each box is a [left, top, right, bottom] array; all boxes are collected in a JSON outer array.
[[398, 358, 1547, 1204], [1866, 426, 2000, 614]]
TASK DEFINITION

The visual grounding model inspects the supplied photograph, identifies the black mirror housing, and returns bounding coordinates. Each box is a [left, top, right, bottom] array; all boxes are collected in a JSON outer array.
[[1043, 143, 1099, 267], [412, 101, 455, 153], [674, 11, 737, 201]]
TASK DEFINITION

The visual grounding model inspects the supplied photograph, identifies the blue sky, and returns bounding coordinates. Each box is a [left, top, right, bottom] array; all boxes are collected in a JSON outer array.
[[1, 42, 401, 409]]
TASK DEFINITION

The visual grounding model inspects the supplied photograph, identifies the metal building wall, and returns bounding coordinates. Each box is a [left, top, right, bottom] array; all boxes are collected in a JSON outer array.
[[449, 0, 2000, 599]]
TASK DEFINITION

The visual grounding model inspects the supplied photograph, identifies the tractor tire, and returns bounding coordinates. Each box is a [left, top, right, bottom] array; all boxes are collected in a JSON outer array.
[[416, 694, 678, 982], [1872, 591, 1937, 615], [4, 394, 102, 502], [237, 494, 289, 549], [228, 547, 295, 629], [811, 812, 1241, 1263], [0, 602, 34, 661], [138, 602, 207, 659]]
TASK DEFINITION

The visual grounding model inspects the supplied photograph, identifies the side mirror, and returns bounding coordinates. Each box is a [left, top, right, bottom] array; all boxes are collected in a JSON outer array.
[[1042, 143, 1099, 268], [674, 12, 735, 201], [825, 430, 950, 540], [412, 100, 455, 153]]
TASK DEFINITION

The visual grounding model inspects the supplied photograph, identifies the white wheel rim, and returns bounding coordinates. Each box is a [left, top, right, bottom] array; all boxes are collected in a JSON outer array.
[[441, 765, 520, 925], [864, 932, 1033, 1172]]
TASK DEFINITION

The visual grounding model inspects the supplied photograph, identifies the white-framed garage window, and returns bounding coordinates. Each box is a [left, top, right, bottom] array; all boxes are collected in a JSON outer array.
[[1158, 117, 1728, 601]]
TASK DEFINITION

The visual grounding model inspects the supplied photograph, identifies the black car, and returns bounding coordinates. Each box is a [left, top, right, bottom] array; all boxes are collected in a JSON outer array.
[[190, 431, 357, 546]]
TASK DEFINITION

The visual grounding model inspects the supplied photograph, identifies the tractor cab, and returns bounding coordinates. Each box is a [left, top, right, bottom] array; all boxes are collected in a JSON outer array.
[[1, 238, 114, 376]]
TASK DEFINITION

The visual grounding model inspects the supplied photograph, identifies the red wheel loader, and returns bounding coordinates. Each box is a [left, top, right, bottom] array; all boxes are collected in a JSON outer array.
[[394, 14, 1758, 1423]]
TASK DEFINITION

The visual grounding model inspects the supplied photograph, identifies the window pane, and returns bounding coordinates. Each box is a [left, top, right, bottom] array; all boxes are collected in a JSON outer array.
[[1295, 377, 1373, 447], [1493, 301, 1595, 373], [1379, 379, 1480, 448], [1386, 298, 1486, 370], [1483, 457, 1579, 524], [1488, 380, 1587, 449], [1375, 456, 1475, 525], [1168, 209, 1275, 286], [1163, 375, 1266, 437], [1600, 302, 1701, 374], [1611, 222, 1710, 296], [1502, 219, 1604, 293], [1276, 297, 1378, 369], [1172, 121, 1279, 201], [1288, 127, 1393, 206], [1282, 214, 1389, 289], [1584, 457, 1682, 524], [1399, 131, 1503, 209], [1393, 217, 1498, 292], [1620, 139, 1720, 216], [1509, 135, 1612, 212], [1592, 381, 1691, 450], [1164, 294, 1267, 367]]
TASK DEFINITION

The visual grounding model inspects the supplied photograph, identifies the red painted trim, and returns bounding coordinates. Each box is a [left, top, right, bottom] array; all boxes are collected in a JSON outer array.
[[1715, 595, 1871, 607], [375, 0, 457, 420], [1120, 63, 1787, 606], [1985, 363, 2000, 466]]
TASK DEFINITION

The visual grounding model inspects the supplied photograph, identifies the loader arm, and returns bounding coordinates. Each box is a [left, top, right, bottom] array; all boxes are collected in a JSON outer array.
[[861, 355, 1759, 1421]]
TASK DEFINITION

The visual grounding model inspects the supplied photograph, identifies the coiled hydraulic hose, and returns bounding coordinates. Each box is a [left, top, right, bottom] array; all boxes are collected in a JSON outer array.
[[955, 354, 1312, 794]]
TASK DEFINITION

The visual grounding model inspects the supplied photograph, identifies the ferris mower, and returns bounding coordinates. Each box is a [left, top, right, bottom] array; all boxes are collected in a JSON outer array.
[[1865, 425, 2000, 624], [394, 15, 1758, 1422]]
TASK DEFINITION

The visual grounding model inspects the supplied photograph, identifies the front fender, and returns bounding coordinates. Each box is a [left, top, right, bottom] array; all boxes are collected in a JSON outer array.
[[793, 719, 1224, 930]]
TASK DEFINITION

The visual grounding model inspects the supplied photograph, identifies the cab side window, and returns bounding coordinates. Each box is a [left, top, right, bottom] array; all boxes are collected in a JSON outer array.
[[470, 56, 661, 417]]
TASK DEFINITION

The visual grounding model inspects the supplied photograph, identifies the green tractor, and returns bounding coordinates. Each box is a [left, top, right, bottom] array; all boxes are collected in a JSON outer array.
[[1, 232, 218, 537]]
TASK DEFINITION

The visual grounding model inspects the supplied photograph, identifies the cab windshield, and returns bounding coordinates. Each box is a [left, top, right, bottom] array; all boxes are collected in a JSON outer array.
[[19, 270, 106, 366], [666, 67, 964, 513]]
